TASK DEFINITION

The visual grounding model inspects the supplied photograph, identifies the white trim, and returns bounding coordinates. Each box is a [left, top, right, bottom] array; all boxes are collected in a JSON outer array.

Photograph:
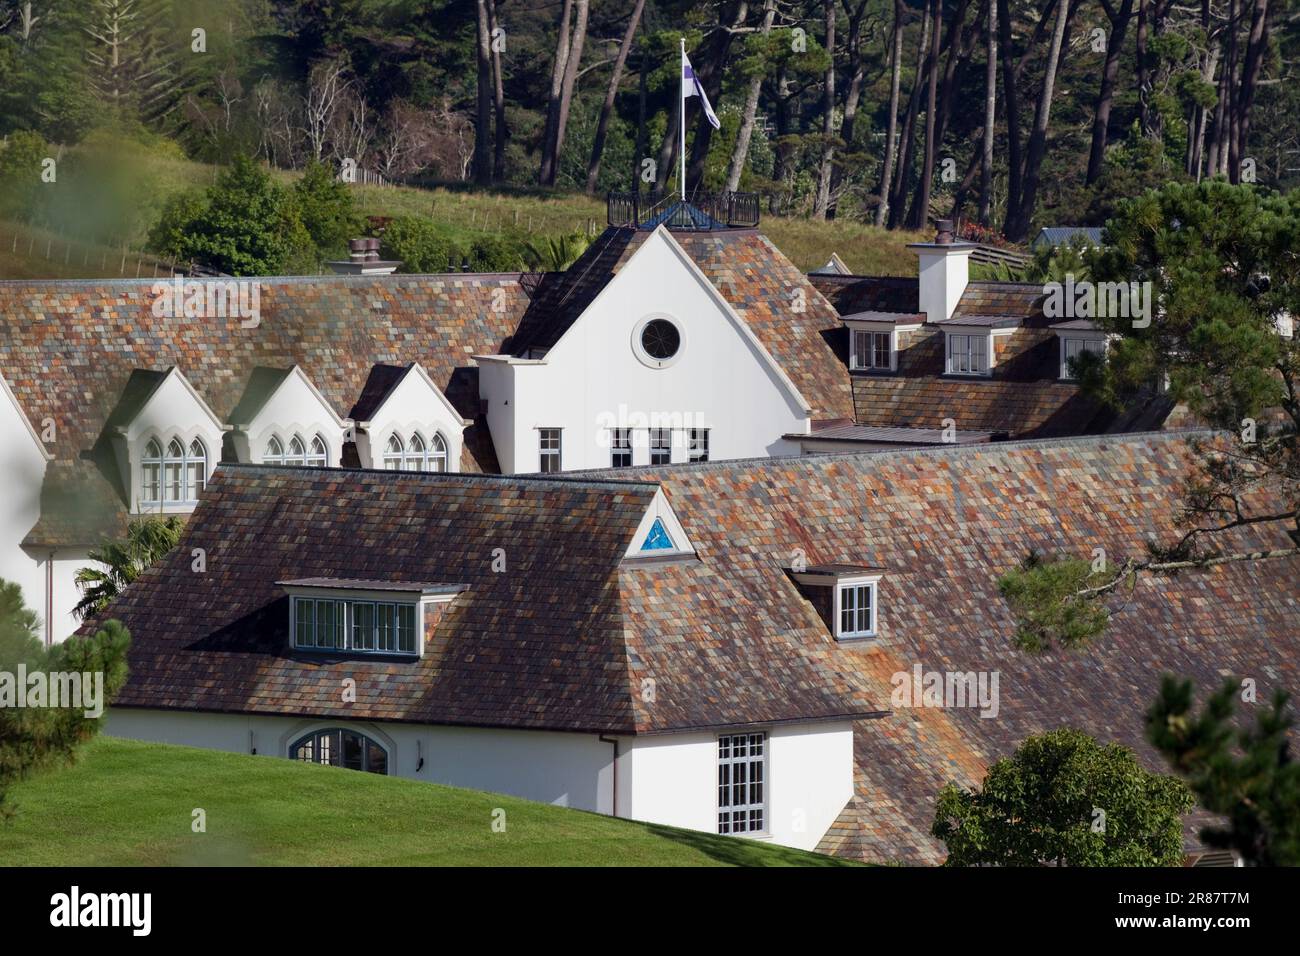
[[631, 313, 688, 369], [284, 587, 456, 658], [834, 577, 879, 639], [0, 372, 54, 462], [355, 362, 473, 431], [944, 330, 992, 377], [624, 487, 695, 558], [1058, 332, 1111, 380]]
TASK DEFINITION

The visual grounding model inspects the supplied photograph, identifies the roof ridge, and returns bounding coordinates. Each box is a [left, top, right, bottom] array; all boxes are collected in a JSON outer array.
[[0, 272, 527, 289], [583, 428, 1219, 477], [216, 460, 661, 491]]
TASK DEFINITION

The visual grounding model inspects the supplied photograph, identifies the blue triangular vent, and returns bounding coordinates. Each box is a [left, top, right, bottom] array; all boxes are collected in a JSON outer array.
[[640, 517, 674, 552]]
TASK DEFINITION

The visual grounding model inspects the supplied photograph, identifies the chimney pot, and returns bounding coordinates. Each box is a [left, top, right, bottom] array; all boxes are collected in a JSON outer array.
[[935, 219, 955, 245]]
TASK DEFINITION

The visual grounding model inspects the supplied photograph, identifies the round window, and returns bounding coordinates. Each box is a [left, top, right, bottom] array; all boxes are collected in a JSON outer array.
[[640, 319, 681, 360]]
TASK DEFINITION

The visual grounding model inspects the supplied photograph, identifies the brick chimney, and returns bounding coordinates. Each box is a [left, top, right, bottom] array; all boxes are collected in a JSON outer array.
[[907, 219, 973, 324]]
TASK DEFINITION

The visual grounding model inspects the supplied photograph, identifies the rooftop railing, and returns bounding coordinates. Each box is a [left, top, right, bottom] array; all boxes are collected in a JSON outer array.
[[607, 191, 761, 230]]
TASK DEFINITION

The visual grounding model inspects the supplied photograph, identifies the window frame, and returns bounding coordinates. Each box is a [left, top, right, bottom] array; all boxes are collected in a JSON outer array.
[[539, 428, 562, 473], [291, 728, 390, 775], [851, 329, 894, 371], [649, 428, 672, 466], [835, 577, 879, 639], [141, 434, 207, 506], [291, 595, 418, 656], [688, 428, 710, 463], [610, 427, 632, 468], [717, 732, 767, 836], [1059, 335, 1108, 380], [945, 331, 991, 377]]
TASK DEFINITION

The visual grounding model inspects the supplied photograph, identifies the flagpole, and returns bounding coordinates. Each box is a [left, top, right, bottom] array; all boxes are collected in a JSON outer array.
[[680, 37, 686, 202]]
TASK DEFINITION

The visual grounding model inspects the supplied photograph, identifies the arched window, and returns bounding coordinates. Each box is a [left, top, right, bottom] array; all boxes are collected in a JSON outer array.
[[307, 435, 328, 467], [164, 438, 186, 502], [264, 435, 284, 464], [406, 433, 426, 471], [429, 433, 448, 472], [142, 439, 163, 504], [187, 439, 207, 500], [383, 434, 404, 470], [286, 435, 307, 466], [290, 728, 388, 775]]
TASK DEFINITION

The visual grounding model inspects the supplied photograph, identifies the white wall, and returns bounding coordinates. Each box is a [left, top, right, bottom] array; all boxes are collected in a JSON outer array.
[[107, 708, 614, 813], [618, 720, 854, 852], [0, 377, 50, 635], [120, 371, 224, 515], [481, 229, 810, 473]]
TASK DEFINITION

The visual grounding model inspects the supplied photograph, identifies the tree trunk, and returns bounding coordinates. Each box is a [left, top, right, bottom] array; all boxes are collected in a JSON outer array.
[[771, 65, 795, 191], [1233, 0, 1271, 182], [474, 0, 493, 185], [1136, 0, 1150, 134], [544, 0, 590, 188], [1004, 0, 1071, 241], [888, 3, 933, 229], [829, 0, 870, 217], [725, 0, 777, 193], [875, 0, 905, 226], [905, 0, 942, 229], [539, 0, 573, 185], [996, 0, 1023, 222], [933, 0, 974, 155], [489, 0, 508, 182], [633, 42, 649, 191], [1086, 0, 1134, 184], [586, 0, 646, 193], [980, 0, 996, 224], [813, 0, 837, 219]]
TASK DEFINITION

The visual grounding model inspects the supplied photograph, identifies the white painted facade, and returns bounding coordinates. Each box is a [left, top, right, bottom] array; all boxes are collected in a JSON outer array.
[[351, 363, 469, 471], [106, 708, 854, 851], [231, 366, 350, 467], [477, 227, 811, 473]]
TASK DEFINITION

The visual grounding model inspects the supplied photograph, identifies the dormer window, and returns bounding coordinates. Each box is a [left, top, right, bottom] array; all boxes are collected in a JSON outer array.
[[837, 580, 877, 638], [281, 578, 467, 658], [1052, 322, 1112, 380], [787, 565, 884, 642], [852, 330, 892, 371], [383, 432, 448, 472], [142, 436, 207, 506], [264, 433, 329, 466], [945, 332, 990, 376]]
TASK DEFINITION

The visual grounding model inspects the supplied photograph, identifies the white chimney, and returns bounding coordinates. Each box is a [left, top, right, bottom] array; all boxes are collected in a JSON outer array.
[[908, 219, 973, 324]]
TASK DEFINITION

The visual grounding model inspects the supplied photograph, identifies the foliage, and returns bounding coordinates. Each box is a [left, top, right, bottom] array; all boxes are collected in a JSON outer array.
[[0, 579, 131, 819], [73, 517, 184, 621], [522, 232, 590, 272], [0, 129, 48, 220], [932, 728, 1194, 866], [997, 552, 1116, 652], [379, 215, 457, 273], [1147, 676, 1300, 866], [290, 159, 363, 257]]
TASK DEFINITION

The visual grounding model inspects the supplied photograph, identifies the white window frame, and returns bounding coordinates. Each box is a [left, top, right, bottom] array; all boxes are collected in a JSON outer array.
[[142, 436, 207, 506], [717, 732, 767, 836], [945, 332, 991, 377], [835, 576, 879, 639], [539, 428, 562, 473], [851, 329, 893, 371], [382, 431, 448, 471], [292, 596, 418, 656], [1059, 335, 1108, 380]]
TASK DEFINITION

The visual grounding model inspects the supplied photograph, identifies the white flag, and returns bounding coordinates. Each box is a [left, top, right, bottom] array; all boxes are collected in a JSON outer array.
[[682, 54, 721, 130]]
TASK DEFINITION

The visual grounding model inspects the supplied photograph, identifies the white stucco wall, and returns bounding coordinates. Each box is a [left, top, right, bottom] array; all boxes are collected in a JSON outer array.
[[618, 720, 854, 852], [480, 229, 811, 473], [107, 708, 615, 813], [107, 709, 854, 851]]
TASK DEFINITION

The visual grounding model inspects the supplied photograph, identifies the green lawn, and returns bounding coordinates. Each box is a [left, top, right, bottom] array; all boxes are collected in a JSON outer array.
[[0, 737, 856, 867]]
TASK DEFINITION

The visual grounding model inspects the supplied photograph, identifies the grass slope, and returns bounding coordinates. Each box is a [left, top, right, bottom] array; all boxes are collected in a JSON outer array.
[[1, 146, 924, 279], [0, 737, 855, 867]]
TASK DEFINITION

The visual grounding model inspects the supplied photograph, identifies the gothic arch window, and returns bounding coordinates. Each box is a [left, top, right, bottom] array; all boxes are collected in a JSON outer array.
[[264, 435, 285, 464], [307, 434, 328, 467]]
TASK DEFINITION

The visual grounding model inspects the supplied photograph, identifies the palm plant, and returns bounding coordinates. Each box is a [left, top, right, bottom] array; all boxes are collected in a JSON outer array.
[[73, 517, 184, 621], [522, 232, 591, 272]]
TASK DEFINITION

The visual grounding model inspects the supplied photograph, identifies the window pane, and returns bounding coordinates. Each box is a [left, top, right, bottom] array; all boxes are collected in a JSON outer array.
[[396, 605, 415, 653], [352, 602, 375, 650]]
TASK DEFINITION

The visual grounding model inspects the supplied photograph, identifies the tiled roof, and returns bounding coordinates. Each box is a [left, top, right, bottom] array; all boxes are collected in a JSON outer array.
[[0, 273, 532, 543], [97, 464, 878, 734], [789, 423, 998, 445], [630, 431, 1298, 863], [851, 375, 1106, 436], [510, 227, 856, 420], [808, 274, 920, 314], [953, 281, 1047, 320]]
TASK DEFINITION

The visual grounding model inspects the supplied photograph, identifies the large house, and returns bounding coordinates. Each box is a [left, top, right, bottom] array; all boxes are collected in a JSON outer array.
[[95, 429, 1298, 862], [0, 201, 1173, 641]]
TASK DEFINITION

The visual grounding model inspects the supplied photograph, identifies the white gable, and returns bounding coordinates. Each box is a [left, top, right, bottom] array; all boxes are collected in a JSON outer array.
[[623, 487, 695, 558], [234, 367, 349, 467], [354, 363, 470, 471], [477, 226, 812, 473]]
